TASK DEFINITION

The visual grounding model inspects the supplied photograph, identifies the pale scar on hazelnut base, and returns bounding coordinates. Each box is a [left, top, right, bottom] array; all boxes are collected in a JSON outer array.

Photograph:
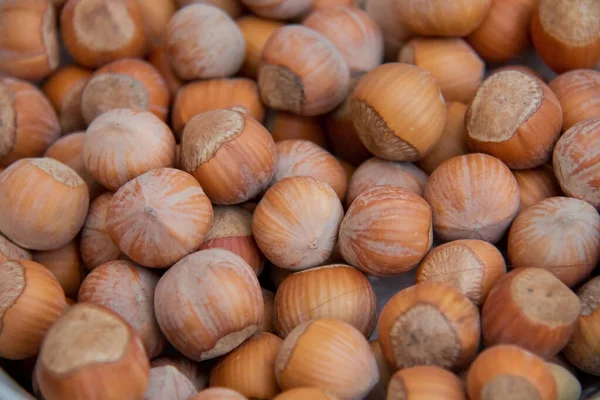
[[0, 82, 16, 159], [0, 262, 25, 333], [42, 4, 60, 70], [73, 0, 135, 52], [259, 64, 305, 115], [30, 158, 85, 188], [82, 74, 148, 122], [481, 375, 541, 400]]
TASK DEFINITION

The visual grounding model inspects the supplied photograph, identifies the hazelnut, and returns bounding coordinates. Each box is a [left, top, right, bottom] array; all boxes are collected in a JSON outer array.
[[172, 78, 264, 136], [489, 65, 546, 80], [416, 239, 507, 306], [236, 16, 284, 79], [547, 363, 582, 400], [266, 111, 327, 148], [45, 132, 105, 199], [60, 0, 147, 68], [166, 4, 245, 80], [210, 332, 282, 399], [508, 197, 600, 287], [417, 102, 469, 174], [272, 139, 348, 200], [33, 240, 83, 299], [399, 38, 484, 103], [553, 117, 600, 208], [191, 388, 248, 400], [144, 363, 199, 400], [240, 0, 312, 20], [563, 276, 600, 375], [134, 0, 175, 45], [512, 166, 562, 210], [397, 0, 492, 37], [466, 71, 562, 169], [351, 63, 446, 162], [147, 42, 183, 98], [378, 281, 480, 370], [199, 206, 264, 276], [106, 168, 213, 268], [259, 288, 275, 333], [0, 233, 32, 264], [0, 158, 89, 250], [549, 69, 600, 132], [42, 66, 91, 134], [154, 249, 264, 361], [81, 58, 169, 124], [482, 268, 581, 357], [364, 0, 412, 61], [35, 303, 150, 400], [339, 186, 433, 276], [532, 0, 600, 73], [180, 109, 276, 205], [253, 176, 344, 271], [467, 0, 538, 62], [151, 356, 208, 392], [365, 340, 394, 400], [466, 345, 557, 400], [387, 366, 465, 400], [274, 388, 336, 400], [0, 260, 66, 360], [275, 319, 378, 399], [0, 77, 60, 166], [274, 264, 377, 338], [423, 154, 520, 243], [83, 108, 176, 191], [346, 157, 428, 207], [0, 0, 59, 81], [78, 260, 166, 359], [303, 6, 383, 73], [258, 25, 350, 116], [80, 193, 123, 270]]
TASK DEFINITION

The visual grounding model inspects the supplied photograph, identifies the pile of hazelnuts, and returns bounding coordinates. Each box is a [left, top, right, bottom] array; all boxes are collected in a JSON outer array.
[[0, 0, 599, 399]]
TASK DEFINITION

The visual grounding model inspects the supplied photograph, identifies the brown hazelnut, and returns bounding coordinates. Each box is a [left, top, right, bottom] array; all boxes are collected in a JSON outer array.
[[365, 340, 394, 400], [33, 240, 83, 299], [387, 366, 465, 400], [0, 233, 32, 264], [236, 16, 284, 79], [147, 42, 183, 98], [80, 193, 123, 270], [364, 0, 412, 61], [512, 166, 562, 210], [135, 0, 176, 45], [266, 111, 327, 148], [259, 288, 275, 333], [549, 69, 600, 132]]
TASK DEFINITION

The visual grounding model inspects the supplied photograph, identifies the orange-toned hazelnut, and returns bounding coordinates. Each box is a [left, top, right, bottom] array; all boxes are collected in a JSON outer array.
[[0, 260, 66, 360], [258, 25, 350, 116], [151, 356, 208, 392], [272, 140, 347, 200], [275, 319, 378, 399], [237, 16, 284, 79], [416, 239, 507, 306], [240, 0, 311, 19], [80, 193, 123, 270], [366, 340, 394, 400], [397, 0, 492, 37], [45, 132, 105, 199], [365, 0, 412, 61], [467, 0, 537, 62], [351, 63, 447, 162], [563, 276, 600, 375], [0, 233, 31, 264], [191, 388, 248, 400], [387, 366, 465, 400], [549, 69, 600, 132], [0, 158, 89, 250], [482, 267, 581, 357], [266, 111, 328, 148], [378, 282, 480, 370], [303, 6, 383, 73], [210, 332, 282, 399], [489, 65, 546, 80], [0, 77, 60, 166], [253, 176, 344, 271], [508, 197, 600, 287], [81, 58, 169, 124], [512, 166, 562, 210], [260, 288, 275, 333], [172, 78, 264, 136], [400, 38, 484, 103], [135, 0, 175, 45], [42, 66, 92, 134], [339, 186, 433, 276], [147, 42, 183, 98], [106, 168, 213, 268], [417, 102, 469, 175], [78, 260, 166, 359], [35, 303, 150, 400], [199, 206, 264, 276], [33, 240, 82, 299], [83, 108, 176, 191], [467, 345, 557, 400], [180, 109, 276, 205], [553, 117, 600, 208], [60, 0, 147, 68], [423, 154, 520, 243], [274, 388, 336, 400], [274, 264, 376, 338], [155, 249, 263, 360], [0, 0, 59, 81], [346, 158, 428, 207], [176, 0, 244, 18], [166, 4, 245, 80], [466, 71, 562, 169], [532, 0, 600, 73], [144, 365, 199, 400]]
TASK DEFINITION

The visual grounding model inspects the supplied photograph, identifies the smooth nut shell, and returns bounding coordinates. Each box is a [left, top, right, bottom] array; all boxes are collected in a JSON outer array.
[[512, 166, 562, 211], [80, 193, 123, 270], [549, 69, 600, 132]]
